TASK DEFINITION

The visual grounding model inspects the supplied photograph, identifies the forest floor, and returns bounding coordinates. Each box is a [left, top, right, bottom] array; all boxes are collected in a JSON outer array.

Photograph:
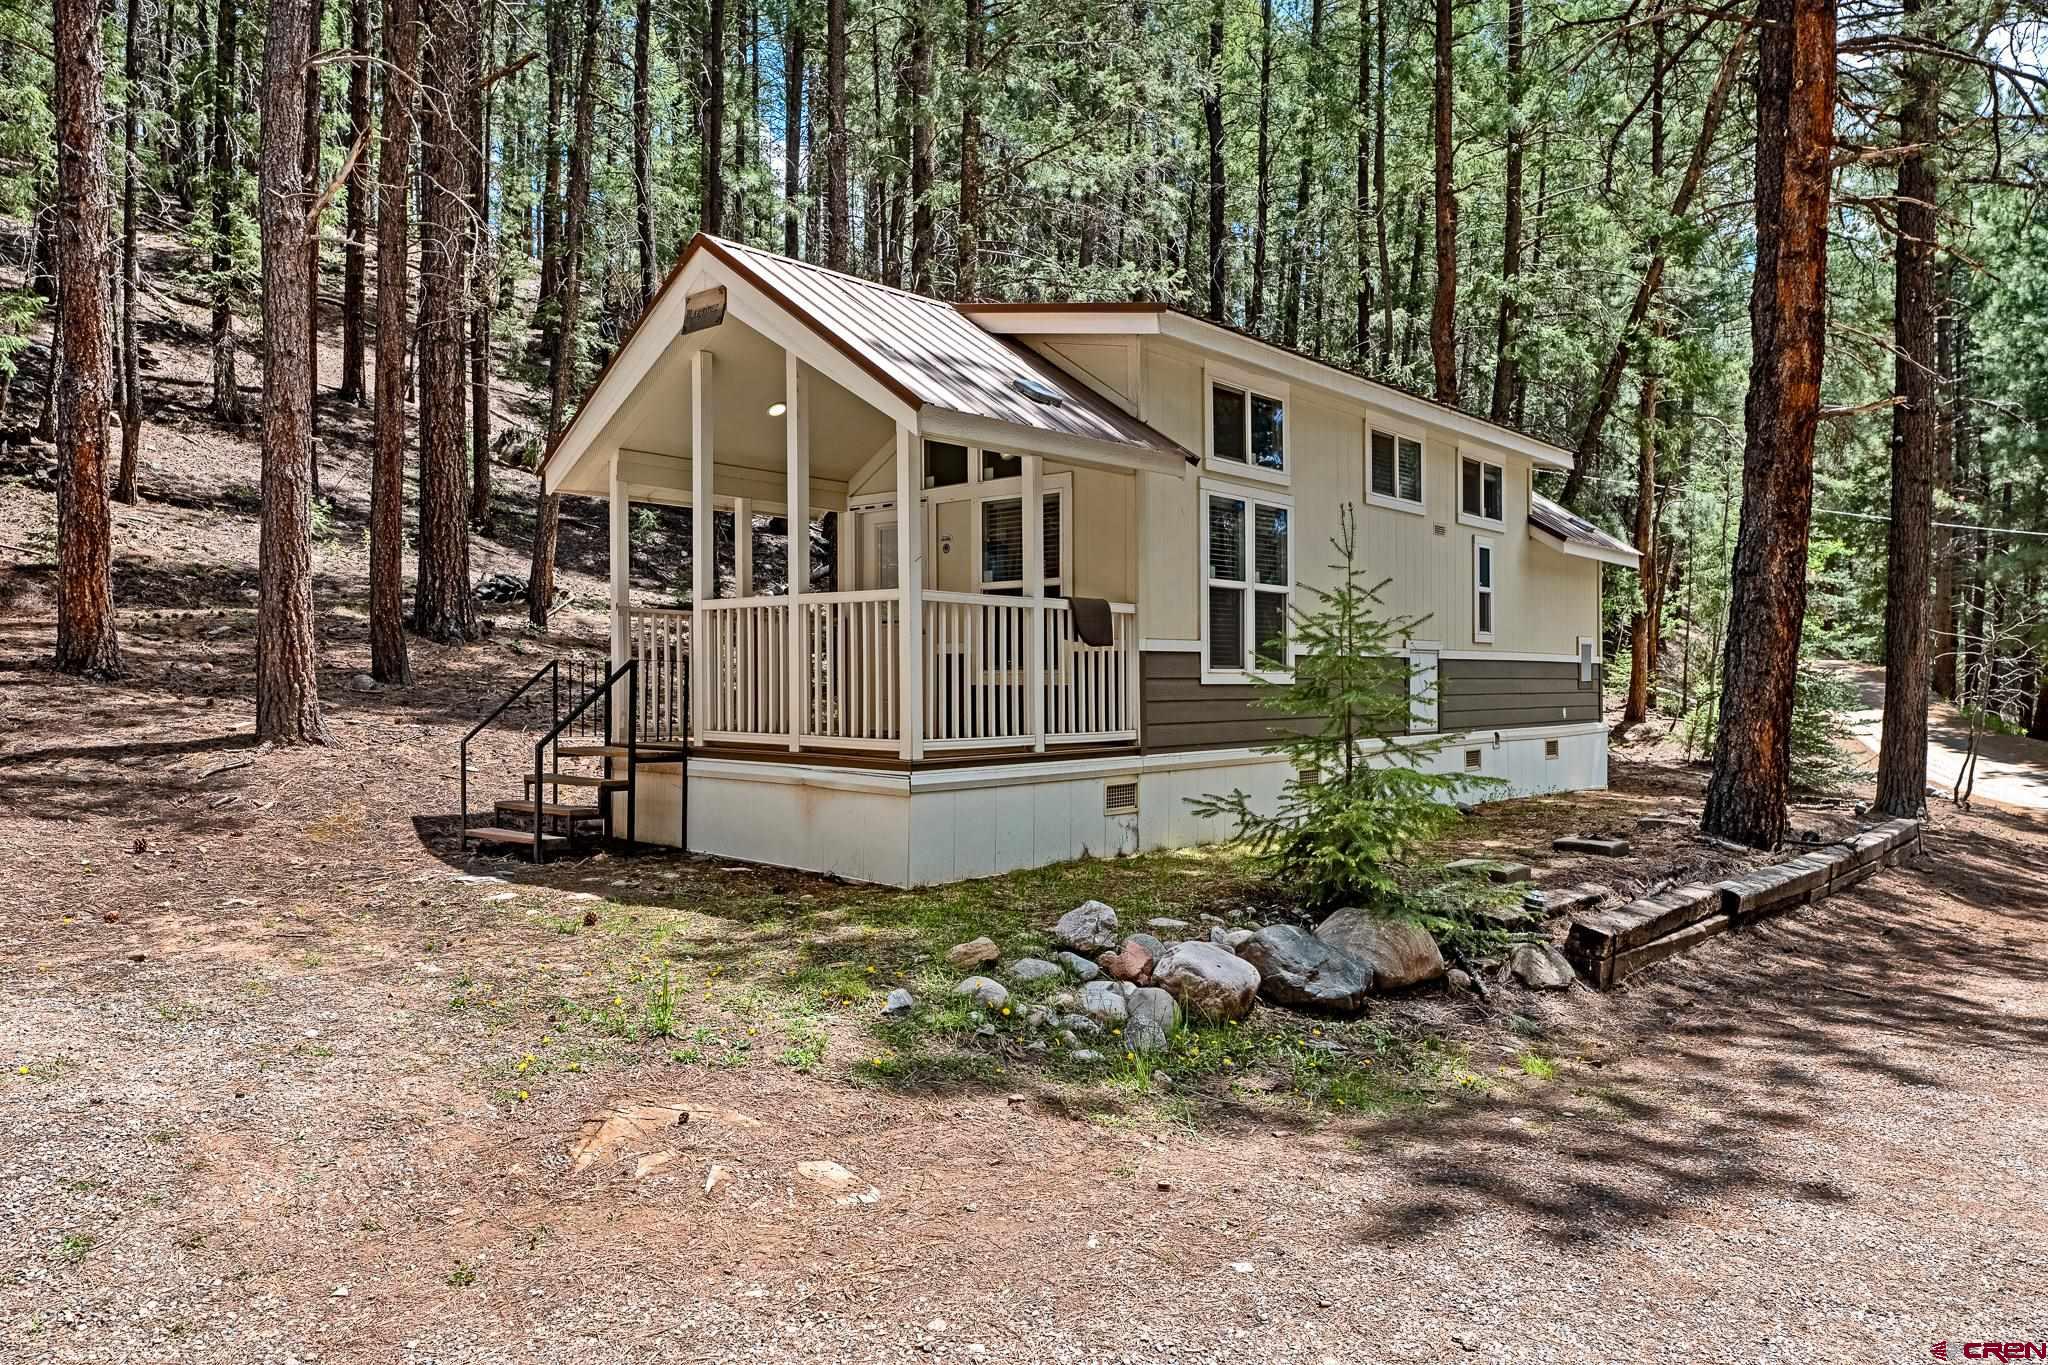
[[4, 233, 2047, 1362]]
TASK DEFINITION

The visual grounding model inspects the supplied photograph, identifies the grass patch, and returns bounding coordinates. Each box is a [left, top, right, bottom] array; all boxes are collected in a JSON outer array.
[[56, 1233, 93, 1264]]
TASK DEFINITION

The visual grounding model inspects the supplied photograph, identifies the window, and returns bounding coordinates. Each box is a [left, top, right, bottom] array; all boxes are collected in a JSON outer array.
[[1204, 490, 1291, 674], [924, 440, 969, 488], [1460, 456, 1504, 527], [1369, 429, 1424, 511], [1210, 381, 1286, 475], [873, 519, 898, 590], [980, 448, 1021, 481], [1473, 538, 1496, 643], [977, 492, 1063, 594]]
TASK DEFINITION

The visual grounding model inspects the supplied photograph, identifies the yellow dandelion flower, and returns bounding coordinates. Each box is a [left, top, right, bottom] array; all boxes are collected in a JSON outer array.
[[1001, 1007, 1012, 1017], [517, 1090, 529, 1101]]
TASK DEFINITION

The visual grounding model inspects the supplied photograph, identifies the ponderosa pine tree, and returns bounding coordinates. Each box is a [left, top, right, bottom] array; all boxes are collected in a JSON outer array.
[[338, 0, 369, 403], [208, 0, 245, 424], [369, 0, 416, 684]]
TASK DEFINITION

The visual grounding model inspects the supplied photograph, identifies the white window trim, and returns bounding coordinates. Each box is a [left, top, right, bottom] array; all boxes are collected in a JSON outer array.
[[1366, 423, 1427, 515], [1200, 477, 1295, 685], [1456, 453, 1507, 532], [1472, 536, 1497, 644], [969, 483, 1073, 594], [1202, 364, 1291, 486]]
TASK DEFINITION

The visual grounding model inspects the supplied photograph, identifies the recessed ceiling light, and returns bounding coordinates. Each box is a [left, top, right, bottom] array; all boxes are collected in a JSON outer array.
[[767, 402, 787, 417]]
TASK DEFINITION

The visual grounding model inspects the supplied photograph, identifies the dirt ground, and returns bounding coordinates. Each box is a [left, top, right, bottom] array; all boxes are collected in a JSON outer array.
[[5, 233, 2047, 1363]]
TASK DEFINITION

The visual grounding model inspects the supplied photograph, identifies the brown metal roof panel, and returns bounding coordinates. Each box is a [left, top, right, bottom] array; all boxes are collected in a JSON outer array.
[[1530, 491, 1638, 560]]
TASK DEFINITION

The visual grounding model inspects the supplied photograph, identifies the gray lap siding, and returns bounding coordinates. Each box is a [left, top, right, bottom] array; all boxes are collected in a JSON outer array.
[[1139, 651, 1597, 754]]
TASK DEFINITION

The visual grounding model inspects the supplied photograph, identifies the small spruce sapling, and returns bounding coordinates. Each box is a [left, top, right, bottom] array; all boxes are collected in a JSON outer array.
[[1187, 504, 1479, 911]]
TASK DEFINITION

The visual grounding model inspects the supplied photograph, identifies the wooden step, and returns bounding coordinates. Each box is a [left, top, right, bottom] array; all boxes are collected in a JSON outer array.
[[464, 825, 569, 852], [495, 799, 605, 821], [524, 772, 627, 789], [556, 742, 690, 759]]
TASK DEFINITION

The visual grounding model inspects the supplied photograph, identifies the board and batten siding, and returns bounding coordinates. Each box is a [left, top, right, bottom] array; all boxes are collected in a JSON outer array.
[[1437, 657, 1601, 731]]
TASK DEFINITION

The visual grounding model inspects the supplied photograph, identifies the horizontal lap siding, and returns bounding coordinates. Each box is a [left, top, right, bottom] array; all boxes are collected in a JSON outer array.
[[1140, 652, 1319, 753], [1439, 658, 1601, 730]]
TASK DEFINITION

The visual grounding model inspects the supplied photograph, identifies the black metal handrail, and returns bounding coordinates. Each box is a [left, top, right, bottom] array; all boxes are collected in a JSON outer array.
[[459, 660, 559, 849], [528, 659, 638, 864]]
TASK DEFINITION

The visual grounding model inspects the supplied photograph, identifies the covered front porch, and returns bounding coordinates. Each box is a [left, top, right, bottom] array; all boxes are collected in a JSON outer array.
[[549, 235, 1180, 767]]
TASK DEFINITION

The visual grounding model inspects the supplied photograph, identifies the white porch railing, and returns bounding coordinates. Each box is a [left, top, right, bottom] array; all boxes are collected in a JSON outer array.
[[625, 591, 1136, 754]]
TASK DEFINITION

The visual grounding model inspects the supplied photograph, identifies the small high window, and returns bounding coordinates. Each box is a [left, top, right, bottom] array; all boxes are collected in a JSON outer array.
[[1211, 382, 1286, 474], [924, 440, 969, 489], [1460, 456, 1504, 527], [1369, 430, 1424, 510]]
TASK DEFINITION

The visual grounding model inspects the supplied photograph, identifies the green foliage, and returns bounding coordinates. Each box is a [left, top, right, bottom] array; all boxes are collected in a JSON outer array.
[[1189, 505, 1474, 912], [1682, 661, 1862, 794]]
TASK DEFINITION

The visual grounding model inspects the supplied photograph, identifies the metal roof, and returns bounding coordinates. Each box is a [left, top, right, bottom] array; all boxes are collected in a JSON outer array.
[[1529, 492, 1641, 567], [701, 236, 1192, 464]]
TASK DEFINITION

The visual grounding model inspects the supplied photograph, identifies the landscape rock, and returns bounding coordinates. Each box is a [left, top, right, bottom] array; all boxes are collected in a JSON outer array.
[[1125, 987, 1180, 1053], [1150, 942, 1262, 1021], [953, 976, 1010, 1010], [1126, 931, 1167, 958], [946, 937, 1001, 969], [1446, 858, 1532, 885], [1054, 951, 1102, 982], [1007, 957, 1063, 984], [1074, 980, 1129, 1027], [1235, 925, 1373, 1013], [1146, 917, 1191, 932], [1553, 836, 1632, 857], [1071, 1049, 1105, 1063], [1209, 926, 1255, 950], [1314, 910, 1447, 991], [1446, 968, 1477, 994], [1508, 943, 1575, 990], [1052, 901, 1121, 956], [882, 988, 915, 1018], [347, 673, 382, 693], [1098, 940, 1155, 985]]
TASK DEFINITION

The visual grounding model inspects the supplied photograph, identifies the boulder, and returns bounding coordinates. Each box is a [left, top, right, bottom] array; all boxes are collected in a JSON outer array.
[[1054, 951, 1102, 983], [1446, 968, 1477, 995], [946, 937, 1000, 970], [1314, 910, 1447, 991], [1125, 987, 1180, 1054], [1098, 940, 1155, 985], [1150, 942, 1262, 1022], [1007, 957, 1063, 985], [1234, 925, 1373, 1013], [1052, 901, 1120, 956], [1126, 931, 1167, 958], [882, 988, 915, 1018], [1074, 980, 1129, 1027], [953, 976, 1010, 1010], [1508, 943, 1576, 991]]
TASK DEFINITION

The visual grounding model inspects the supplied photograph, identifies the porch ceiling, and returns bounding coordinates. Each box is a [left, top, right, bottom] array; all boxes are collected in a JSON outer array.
[[593, 313, 895, 487]]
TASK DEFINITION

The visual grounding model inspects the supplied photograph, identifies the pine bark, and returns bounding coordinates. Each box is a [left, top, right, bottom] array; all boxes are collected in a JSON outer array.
[[256, 0, 330, 743], [1873, 0, 1939, 818], [1931, 260, 1958, 700], [702, 0, 724, 234], [412, 0, 479, 643], [114, 0, 144, 505], [370, 0, 416, 684], [824, 0, 846, 269], [1283, 0, 1323, 350], [468, 0, 494, 525], [1487, 0, 1523, 423], [209, 0, 244, 423], [636, 0, 656, 295], [957, 0, 981, 297], [527, 0, 602, 627], [1701, 0, 1835, 849], [908, 0, 933, 294], [52, 0, 124, 677], [1428, 0, 1456, 404], [302, 0, 326, 451], [338, 0, 370, 402], [1247, 0, 1273, 332], [1624, 351, 1658, 727], [1203, 2, 1225, 321]]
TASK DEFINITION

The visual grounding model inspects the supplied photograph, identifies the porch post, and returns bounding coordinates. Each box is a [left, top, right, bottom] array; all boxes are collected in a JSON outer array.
[[895, 421, 923, 760], [691, 348, 716, 744], [732, 497, 753, 597], [784, 352, 810, 752], [1023, 453, 1046, 751], [608, 450, 629, 673]]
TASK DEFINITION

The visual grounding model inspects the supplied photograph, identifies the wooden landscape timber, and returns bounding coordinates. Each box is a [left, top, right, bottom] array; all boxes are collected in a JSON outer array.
[[1564, 818, 1925, 989]]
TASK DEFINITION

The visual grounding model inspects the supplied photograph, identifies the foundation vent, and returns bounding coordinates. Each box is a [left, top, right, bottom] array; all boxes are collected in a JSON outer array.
[[1464, 748, 1484, 772], [1104, 781, 1139, 816], [1545, 738, 1561, 760]]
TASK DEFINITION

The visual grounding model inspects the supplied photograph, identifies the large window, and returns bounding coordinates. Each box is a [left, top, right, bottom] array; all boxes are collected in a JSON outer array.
[[1205, 490, 1291, 673], [1210, 381, 1286, 475], [1460, 455, 1504, 528], [1369, 429, 1425, 511], [978, 493, 1064, 594], [1473, 538, 1496, 643]]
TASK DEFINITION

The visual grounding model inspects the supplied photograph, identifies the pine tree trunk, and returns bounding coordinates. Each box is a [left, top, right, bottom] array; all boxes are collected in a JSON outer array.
[[1247, 0, 1272, 332], [413, 0, 479, 643], [957, 0, 981, 298], [1701, 0, 1835, 849], [209, 0, 244, 423], [825, 0, 847, 269], [468, 0, 494, 526], [637, 0, 657, 293], [527, 0, 602, 628], [369, 0, 415, 685], [1353, 0, 1370, 359], [338, 0, 370, 402], [114, 0, 144, 505], [908, 0, 933, 294], [1487, 0, 1522, 424], [1873, 0, 1939, 818], [302, 0, 326, 454], [536, 1, 563, 347], [732, 0, 751, 238], [1373, 0, 1391, 360], [52, 0, 124, 677], [1624, 349, 1658, 727], [702, 0, 724, 234], [1428, 0, 1456, 404], [1282, 0, 1322, 351], [1931, 260, 1958, 700], [256, 0, 330, 743], [1203, 2, 1225, 320]]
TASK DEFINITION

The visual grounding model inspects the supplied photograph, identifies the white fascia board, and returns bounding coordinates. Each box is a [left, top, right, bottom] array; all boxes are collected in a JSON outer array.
[[1153, 312, 1575, 471], [1529, 523, 1641, 568], [916, 406, 1191, 479]]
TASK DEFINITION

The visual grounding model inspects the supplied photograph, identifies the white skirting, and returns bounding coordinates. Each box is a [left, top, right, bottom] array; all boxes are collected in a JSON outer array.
[[620, 721, 1608, 887]]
